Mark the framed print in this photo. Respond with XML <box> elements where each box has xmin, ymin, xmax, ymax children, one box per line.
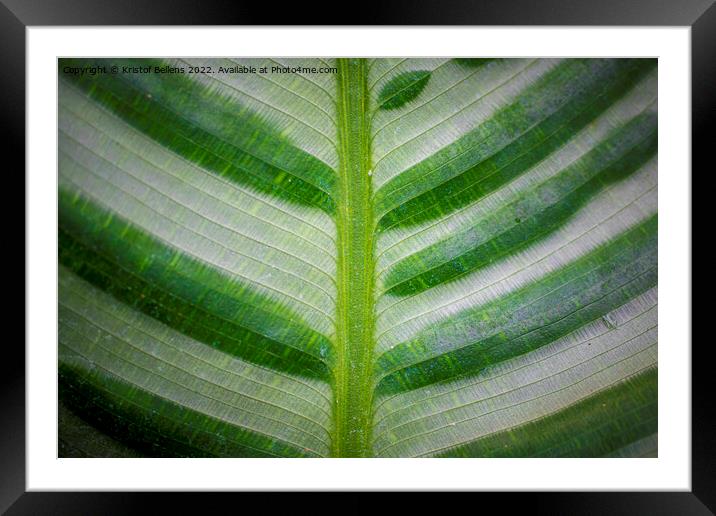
<box><xmin>8</xmin><ymin>0</ymin><xmax>712</xmax><ymax>511</ymax></box>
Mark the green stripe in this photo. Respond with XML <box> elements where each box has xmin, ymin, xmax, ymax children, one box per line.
<box><xmin>60</xmin><ymin>58</ymin><xmax>336</xmax><ymax>213</ymax></box>
<box><xmin>383</xmin><ymin>110</ymin><xmax>657</xmax><ymax>295</ymax></box>
<box><xmin>453</xmin><ymin>58</ymin><xmax>499</xmax><ymax>68</ymax></box>
<box><xmin>435</xmin><ymin>368</ymin><xmax>657</xmax><ymax>457</ymax></box>
<box><xmin>59</xmin><ymin>361</ymin><xmax>316</xmax><ymax>458</ymax></box>
<box><xmin>374</xmin><ymin>59</ymin><xmax>656</xmax><ymax>220</ymax></box>
<box><xmin>59</xmin><ymin>400</ymin><xmax>144</xmax><ymax>458</ymax></box>
<box><xmin>59</xmin><ymin>189</ymin><xmax>333</xmax><ymax>378</ymax></box>
<box><xmin>375</xmin><ymin>216</ymin><xmax>657</xmax><ymax>394</ymax></box>
<box><xmin>377</xmin><ymin>70</ymin><xmax>432</xmax><ymax>110</ymax></box>
<box><xmin>377</xmin><ymin>59</ymin><xmax>654</xmax><ymax>232</ymax></box>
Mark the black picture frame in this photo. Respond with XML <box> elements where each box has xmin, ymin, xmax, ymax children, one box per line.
<box><xmin>6</xmin><ymin>0</ymin><xmax>711</xmax><ymax>512</ymax></box>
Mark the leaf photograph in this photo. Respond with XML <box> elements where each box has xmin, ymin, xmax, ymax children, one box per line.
<box><xmin>57</xmin><ymin>57</ymin><xmax>658</xmax><ymax>458</ymax></box>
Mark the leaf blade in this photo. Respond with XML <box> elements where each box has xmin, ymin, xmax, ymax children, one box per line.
<box><xmin>58</xmin><ymin>57</ymin><xmax>658</xmax><ymax>458</ymax></box>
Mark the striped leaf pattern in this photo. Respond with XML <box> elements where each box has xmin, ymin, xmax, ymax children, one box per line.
<box><xmin>58</xmin><ymin>57</ymin><xmax>657</xmax><ymax>458</ymax></box>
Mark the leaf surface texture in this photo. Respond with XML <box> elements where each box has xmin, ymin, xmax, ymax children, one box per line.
<box><xmin>58</xmin><ymin>57</ymin><xmax>658</xmax><ymax>457</ymax></box>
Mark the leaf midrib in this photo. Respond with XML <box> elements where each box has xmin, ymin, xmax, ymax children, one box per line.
<box><xmin>333</xmin><ymin>58</ymin><xmax>375</xmax><ymax>457</ymax></box>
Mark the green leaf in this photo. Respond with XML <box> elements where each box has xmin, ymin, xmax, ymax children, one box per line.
<box><xmin>58</xmin><ymin>57</ymin><xmax>658</xmax><ymax>457</ymax></box>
